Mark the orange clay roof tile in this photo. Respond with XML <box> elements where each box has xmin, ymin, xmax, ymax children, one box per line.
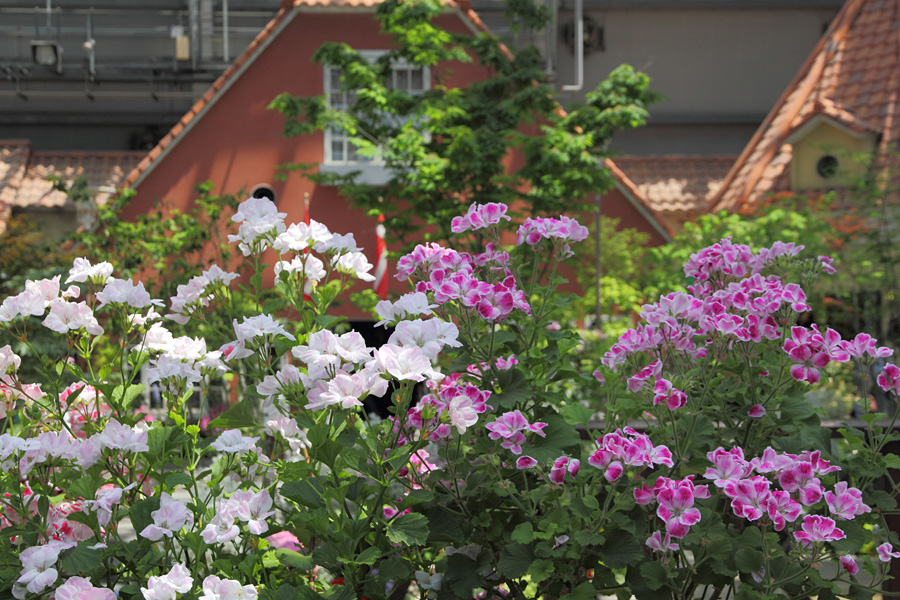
<box><xmin>711</xmin><ymin>0</ymin><xmax>900</xmax><ymax>211</ymax></box>
<box><xmin>0</xmin><ymin>141</ymin><xmax>32</xmax><ymax>233</ymax></box>
<box><xmin>9</xmin><ymin>151</ymin><xmax>144</xmax><ymax>211</ymax></box>
<box><xmin>612</xmin><ymin>156</ymin><xmax>736</xmax><ymax>217</ymax></box>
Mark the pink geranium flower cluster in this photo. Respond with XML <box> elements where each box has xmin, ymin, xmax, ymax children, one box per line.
<box><xmin>623</xmin><ymin>361</ymin><xmax>688</xmax><ymax>411</ymax></box>
<box><xmin>396</xmin><ymin>241</ymin><xmax>529</xmax><ymax>323</ymax></box>
<box><xmin>485</xmin><ymin>410</ymin><xmax>547</xmax><ymax>455</ymax></box>
<box><xmin>395</xmin><ymin>243</ymin><xmax>472</xmax><ymax>283</ymax></box>
<box><xmin>547</xmin><ymin>455</ymin><xmax>580</xmax><ymax>483</ymax></box>
<box><xmin>406</xmin><ymin>374</ymin><xmax>493</xmax><ymax>438</ymax></box>
<box><xmin>166</xmin><ymin>265</ymin><xmax>239</xmax><ymax>325</ymax></box>
<box><xmin>705</xmin><ymin>446</ymin><xmax>870</xmax><ymax>540</ymax></box>
<box><xmin>878</xmin><ymin>363</ymin><xmax>900</xmax><ymax>393</ymax></box>
<box><xmin>587</xmin><ymin>427</ymin><xmax>673</xmax><ymax>482</ymax></box>
<box><xmin>636</xmin><ymin>476</ymin><xmax>708</xmax><ymax>547</ymax></box>
<box><xmin>784</xmin><ymin>326</ymin><xmax>893</xmax><ymax>384</ymax></box>
<box><xmin>450</xmin><ymin>202</ymin><xmax>511</xmax><ymax>234</ymax></box>
<box><xmin>58</xmin><ymin>383</ymin><xmax>112</xmax><ymax>438</ymax></box>
<box><xmin>430</xmin><ymin>271</ymin><xmax>530</xmax><ymax>321</ymax></box>
<box><xmin>683</xmin><ymin>238</ymin><xmax>805</xmax><ymax>292</ymax></box>
<box><xmin>227</xmin><ymin>197</ymin><xmax>287</xmax><ymax>256</ymax></box>
<box><xmin>516</xmin><ymin>216</ymin><xmax>589</xmax><ymax>257</ymax></box>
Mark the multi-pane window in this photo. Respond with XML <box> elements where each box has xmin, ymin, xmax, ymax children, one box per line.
<box><xmin>323</xmin><ymin>53</ymin><xmax>429</xmax><ymax>165</ymax></box>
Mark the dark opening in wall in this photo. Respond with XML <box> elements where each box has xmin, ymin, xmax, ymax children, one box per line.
<box><xmin>250</xmin><ymin>184</ymin><xmax>277</xmax><ymax>203</ymax></box>
<box><xmin>816</xmin><ymin>155</ymin><xmax>839</xmax><ymax>179</ymax></box>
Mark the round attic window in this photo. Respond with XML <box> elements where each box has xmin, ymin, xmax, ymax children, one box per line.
<box><xmin>816</xmin><ymin>155</ymin><xmax>839</xmax><ymax>179</ymax></box>
<box><xmin>250</xmin><ymin>184</ymin><xmax>277</xmax><ymax>203</ymax></box>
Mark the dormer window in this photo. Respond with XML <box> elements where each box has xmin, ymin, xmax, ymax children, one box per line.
<box><xmin>786</xmin><ymin>116</ymin><xmax>875</xmax><ymax>191</ymax></box>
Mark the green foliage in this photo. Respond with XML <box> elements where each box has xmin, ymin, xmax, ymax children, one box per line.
<box><xmin>67</xmin><ymin>180</ymin><xmax>242</xmax><ymax>299</ymax></box>
<box><xmin>270</xmin><ymin>0</ymin><xmax>659</xmax><ymax>252</ymax></box>
<box><xmin>638</xmin><ymin>202</ymin><xmax>839</xmax><ymax>303</ymax></box>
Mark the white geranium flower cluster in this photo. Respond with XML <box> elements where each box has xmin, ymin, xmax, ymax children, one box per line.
<box><xmin>166</xmin><ymin>265</ymin><xmax>239</xmax><ymax>325</ymax></box>
<box><xmin>143</xmin><ymin>323</ymin><xmax>228</xmax><ymax>394</ymax></box>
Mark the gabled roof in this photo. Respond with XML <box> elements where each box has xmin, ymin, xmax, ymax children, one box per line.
<box><xmin>710</xmin><ymin>0</ymin><xmax>899</xmax><ymax>211</ymax></box>
<box><xmin>613</xmin><ymin>155</ymin><xmax>735</xmax><ymax>216</ymax></box>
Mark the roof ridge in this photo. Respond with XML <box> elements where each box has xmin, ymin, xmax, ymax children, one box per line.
<box><xmin>708</xmin><ymin>0</ymin><xmax>868</xmax><ymax>212</ymax></box>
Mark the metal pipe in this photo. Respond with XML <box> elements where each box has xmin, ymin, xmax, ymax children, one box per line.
<box><xmin>189</xmin><ymin>0</ymin><xmax>199</xmax><ymax>71</ymax></box>
<box><xmin>223</xmin><ymin>0</ymin><xmax>230</xmax><ymax>61</ymax></box>
<box><xmin>86</xmin><ymin>9</ymin><xmax>96</xmax><ymax>77</ymax></box>
<box><xmin>561</xmin><ymin>0</ymin><xmax>584</xmax><ymax>92</ymax></box>
<box><xmin>545</xmin><ymin>0</ymin><xmax>557</xmax><ymax>80</ymax></box>
<box><xmin>200</xmin><ymin>0</ymin><xmax>214</xmax><ymax>62</ymax></box>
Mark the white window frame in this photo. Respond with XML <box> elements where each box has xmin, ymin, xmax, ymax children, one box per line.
<box><xmin>323</xmin><ymin>50</ymin><xmax>431</xmax><ymax>167</ymax></box>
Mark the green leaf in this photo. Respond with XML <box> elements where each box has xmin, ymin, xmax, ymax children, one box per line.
<box><xmin>208</xmin><ymin>397</ymin><xmax>258</xmax><ymax>429</ymax></box>
<box><xmin>869</xmin><ymin>489</ymin><xmax>898</xmax><ymax>510</ymax></box>
<box><xmin>572</xmin><ymin>530</ymin><xmax>604</xmax><ymax>547</ymax></box>
<box><xmin>147</xmin><ymin>425</ymin><xmax>191</xmax><ymax>458</ymax></box>
<box><xmin>528</xmin><ymin>558</ymin><xmax>555</xmax><ymax>583</ymax></box>
<box><xmin>527</xmin><ymin>414</ymin><xmax>581</xmax><ymax>463</ymax></box>
<box><xmin>446</xmin><ymin>554</ymin><xmax>482</xmax><ymax>598</ymax></box>
<box><xmin>498</xmin><ymin>543</ymin><xmax>534</xmax><ymax>578</ymax></box>
<box><xmin>511</xmin><ymin>522</ymin><xmax>534</xmax><ymax>543</ymax></box>
<box><xmin>818</xmin><ymin>588</ymin><xmax>838</xmax><ymax>600</ymax></box>
<box><xmin>559</xmin><ymin>582</ymin><xmax>597</xmax><ymax>600</ymax></box>
<box><xmin>60</xmin><ymin>543</ymin><xmax>103</xmax><ymax>574</ymax></box>
<box><xmin>112</xmin><ymin>382</ymin><xmax>146</xmax><ymax>412</ymax></box>
<box><xmin>274</xmin><ymin>548</ymin><xmax>316</xmax><ymax>570</ymax></box>
<box><xmin>67</xmin><ymin>473</ymin><xmax>103</xmax><ymax>501</ymax></box>
<box><xmin>353</xmin><ymin>546</ymin><xmax>381</xmax><ymax>565</ymax></box>
<box><xmin>165</xmin><ymin>472</ymin><xmax>193</xmax><ymax>491</ymax></box>
<box><xmin>275</xmin><ymin>584</ymin><xmax>323</xmax><ymax>600</ymax></box>
<box><xmin>581</xmin><ymin>495</ymin><xmax>599</xmax><ymax>511</ymax></box>
<box><xmin>377</xmin><ymin>558</ymin><xmax>411</xmax><ymax>581</ymax></box>
<box><xmin>281</xmin><ymin>480</ymin><xmax>326</xmax><ymax>509</ymax></box>
<box><xmin>386</xmin><ymin>512</ymin><xmax>429</xmax><ymax>546</ymax></box>
<box><xmin>129</xmin><ymin>496</ymin><xmax>161</xmax><ymax>536</ymax></box>
<box><xmin>559</xmin><ymin>403</ymin><xmax>595</xmax><ymax>426</ymax></box>
<box><xmin>734</xmin><ymin>547</ymin><xmax>764</xmax><ymax>574</ymax></box>
<box><xmin>493</xmin><ymin>369</ymin><xmax>531</xmax><ymax>408</ymax></box>
<box><xmin>311</xmin><ymin>439</ymin><xmax>343</xmax><ymax>470</ymax></box>
<box><xmin>600</xmin><ymin>534</ymin><xmax>643</xmax><ymax>569</ymax></box>
<box><xmin>640</xmin><ymin>561</ymin><xmax>669</xmax><ymax>591</ymax></box>
<box><xmin>861</xmin><ymin>412</ymin><xmax>887</xmax><ymax>425</ymax></box>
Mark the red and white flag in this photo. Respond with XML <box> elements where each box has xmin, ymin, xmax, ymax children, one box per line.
<box><xmin>374</xmin><ymin>214</ymin><xmax>388</xmax><ymax>300</ymax></box>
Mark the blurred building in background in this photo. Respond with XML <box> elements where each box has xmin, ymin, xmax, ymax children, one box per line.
<box><xmin>0</xmin><ymin>0</ymin><xmax>843</xmax><ymax>235</ymax></box>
